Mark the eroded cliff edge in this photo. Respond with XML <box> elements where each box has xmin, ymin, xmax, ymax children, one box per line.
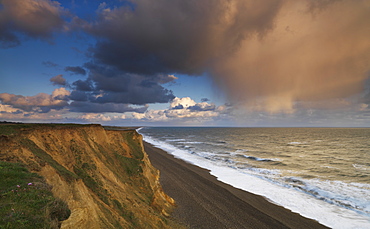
<box><xmin>0</xmin><ymin>123</ymin><xmax>179</xmax><ymax>228</ymax></box>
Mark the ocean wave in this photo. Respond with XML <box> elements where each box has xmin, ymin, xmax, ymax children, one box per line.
<box><xmin>236</xmin><ymin>154</ymin><xmax>275</xmax><ymax>162</ymax></box>
<box><xmin>353</xmin><ymin>164</ymin><xmax>370</xmax><ymax>171</ymax></box>
<box><xmin>248</xmin><ymin>167</ymin><xmax>281</xmax><ymax>176</ymax></box>
<box><xmin>140</xmin><ymin>128</ymin><xmax>370</xmax><ymax>228</ymax></box>
<box><xmin>139</xmin><ymin>128</ymin><xmax>370</xmax><ymax>228</ymax></box>
<box><xmin>232</xmin><ymin>149</ymin><xmax>250</xmax><ymax>154</ymax></box>
<box><xmin>287</xmin><ymin>141</ymin><xmax>309</xmax><ymax>145</ymax></box>
<box><xmin>204</xmin><ymin>141</ymin><xmax>228</xmax><ymax>146</ymax></box>
<box><xmin>177</xmin><ymin>141</ymin><xmax>203</xmax><ymax>144</ymax></box>
<box><xmin>284</xmin><ymin>178</ymin><xmax>370</xmax><ymax>217</ymax></box>
<box><xmin>216</xmin><ymin>141</ymin><xmax>227</xmax><ymax>144</ymax></box>
<box><xmin>165</xmin><ymin>138</ymin><xmax>187</xmax><ymax>142</ymax></box>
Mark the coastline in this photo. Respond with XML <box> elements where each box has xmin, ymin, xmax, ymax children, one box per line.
<box><xmin>143</xmin><ymin>141</ymin><xmax>329</xmax><ymax>229</ymax></box>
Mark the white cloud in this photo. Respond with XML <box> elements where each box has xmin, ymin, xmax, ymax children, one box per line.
<box><xmin>132</xmin><ymin>97</ymin><xmax>229</xmax><ymax>124</ymax></box>
<box><xmin>132</xmin><ymin>112</ymin><xmax>146</xmax><ymax>120</ymax></box>
<box><xmin>170</xmin><ymin>97</ymin><xmax>196</xmax><ymax>109</ymax></box>
<box><xmin>79</xmin><ymin>113</ymin><xmax>109</xmax><ymax>121</ymax></box>
<box><xmin>76</xmin><ymin>113</ymin><xmax>128</xmax><ymax>123</ymax></box>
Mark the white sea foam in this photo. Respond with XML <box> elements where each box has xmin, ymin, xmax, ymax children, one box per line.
<box><xmin>303</xmin><ymin>179</ymin><xmax>370</xmax><ymax>215</ymax></box>
<box><xmin>177</xmin><ymin>141</ymin><xmax>203</xmax><ymax>144</ymax></box>
<box><xmin>165</xmin><ymin>138</ymin><xmax>187</xmax><ymax>142</ymax></box>
<box><xmin>141</xmin><ymin>133</ymin><xmax>370</xmax><ymax>229</ymax></box>
<box><xmin>233</xmin><ymin>149</ymin><xmax>249</xmax><ymax>154</ymax></box>
<box><xmin>353</xmin><ymin>164</ymin><xmax>370</xmax><ymax>171</ymax></box>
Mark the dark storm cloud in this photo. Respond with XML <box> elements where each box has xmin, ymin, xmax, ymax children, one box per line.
<box><xmin>92</xmin><ymin>87</ymin><xmax>174</xmax><ymax>105</ymax></box>
<box><xmin>2</xmin><ymin>59</ymin><xmax>176</xmax><ymax>114</ymax></box>
<box><xmin>69</xmin><ymin>90</ymin><xmax>88</xmax><ymax>102</ymax></box>
<box><xmin>68</xmin><ymin>63</ymin><xmax>176</xmax><ymax>108</ymax></box>
<box><xmin>50</xmin><ymin>74</ymin><xmax>67</xmax><ymax>86</ymax></box>
<box><xmin>64</xmin><ymin>66</ymin><xmax>86</xmax><ymax>75</ymax></box>
<box><xmin>70</xmin><ymin>77</ymin><xmax>175</xmax><ymax>105</ymax></box>
<box><xmin>0</xmin><ymin>0</ymin><xmax>65</xmax><ymax>48</ymax></box>
<box><xmin>72</xmin><ymin>80</ymin><xmax>93</xmax><ymax>92</ymax></box>
<box><xmin>91</xmin><ymin>41</ymin><xmax>170</xmax><ymax>75</ymax></box>
<box><xmin>87</xmin><ymin>0</ymin><xmax>283</xmax><ymax>75</ymax></box>
<box><xmin>69</xmin><ymin>101</ymin><xmax>148</xmax><ymax>113</ymax></box>
<box><xmin>82</xmin><ymin>0</ymin><xmax>370</xmax><ymax>114</ymax></box>
<box><xmin>85</xmin><ymin>63</ymin><xmax>130</xmax><ymax>93</ymax></box>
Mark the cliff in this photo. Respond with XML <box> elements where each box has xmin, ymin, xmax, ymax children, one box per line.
<box><xmin>0</xmin><ymin>123</ymin><xmax>179</xmax><ymax>228</ymax></box>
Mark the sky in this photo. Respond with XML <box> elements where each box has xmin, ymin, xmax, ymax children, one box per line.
<box><xmin>0</xmin><ymin>0</ymin><xmax>370</xmax><ymax>127</ymax></box>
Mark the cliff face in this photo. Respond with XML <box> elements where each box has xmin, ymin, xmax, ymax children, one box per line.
<box><xmin>0</xmin><ymin>124</ymin><xmax>177</xmax><ymax>228</ymax></box>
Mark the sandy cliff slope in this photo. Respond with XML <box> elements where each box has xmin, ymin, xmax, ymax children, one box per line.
<box><xmin>0</xmin><ymin>124</ymin><xmax>179</xmax><ymax>229</ymax></box>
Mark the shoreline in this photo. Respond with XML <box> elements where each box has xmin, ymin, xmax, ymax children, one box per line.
<box><xmin>143</xmin><ymin>141</ymin><xmax>329</xmax><ymax>229</ymax></box>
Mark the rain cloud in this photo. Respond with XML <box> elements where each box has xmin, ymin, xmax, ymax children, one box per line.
<box><xmin>83</xmin><ymin>0</ymin><xmax>370</xmax><ymax>113</ymax></box>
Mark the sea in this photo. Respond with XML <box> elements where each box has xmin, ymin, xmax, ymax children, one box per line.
<box><xmin>138</xmin><ymin>127</ymin><xmax>370</xmax><ymax>229</ymax></box>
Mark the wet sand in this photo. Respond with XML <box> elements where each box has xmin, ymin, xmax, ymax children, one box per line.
<box><xmin>144</xmin><ymin>142</ymin><xmax>329</xmax><ymax>229</ymax></box>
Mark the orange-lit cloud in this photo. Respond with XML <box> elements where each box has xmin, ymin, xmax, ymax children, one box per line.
<box><xmin>0</xmin><ymin>88</ymin><xmax>70</xmax><ymax>112</ymax></box>
<box><xmin>0</xmin><ymin>0</ymin><xmax>65</xmax><ymax>47</ymax></box>
<box><xmin>83</xmin><ymin>0</ymin><xmax>369</xmax><ymax>114</ymax></box>
<box><xmin>211</xmin><ymin>0</ymin><xmax>370</xmax><ymax>113</ymax></box>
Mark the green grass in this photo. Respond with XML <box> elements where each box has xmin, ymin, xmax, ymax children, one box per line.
<box><xmin>0</xmin><ymin>161</ymin><xmax>70</xmax><ymax>229</ymax></box>
<box><xmin>0</xmin><ymin>123</ymin><xmax>101</xmax><ymax>136</ymax></box>
<box><xmin>0</xmin><ymin>124</ymin><xmax>176</xmax><ymax>228</ymax></box>
<box><xmin>115</xmin><ymin>153</ymin><xmax>143</xmax><ymax>176</ymax></box>
<box><xmin>73</xmin><ymin>166</ymin><xmax>110</xmax><ymax>205</ymax></box>
<box><xmin>110</xmin><ymin>199</ymin><xmax>138</xmax><ymax>229</ymax></box>
<box><xmin>114</xmin><ymin>153</ymin><xmax>154</xmax><ymax>205</ymax></box>
<box><xmin>70</xmin><ymin>140</ymin><xmax>84</xmax><ymax>165</ymax></box>
<box><xmin>122</xmin><ymin>132</ymin><xmax>144</xmax><ymax>160</ymax></box>
<box><xmin>0</xmin><ymin>124</ymin><xmax>30</xmax><ymax>136</ymax></box>
<box><xmin>20</xmin><ymin>139</ymin><xmax>78</xmax><ymax>182</ymax></box>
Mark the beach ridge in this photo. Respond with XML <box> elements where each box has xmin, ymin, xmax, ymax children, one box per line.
<box><xmin>144</xmin><ymin>141</ymin><xmax>329</xmax><ymax>229</ymax></box>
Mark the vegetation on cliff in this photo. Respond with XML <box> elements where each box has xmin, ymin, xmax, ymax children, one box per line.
<box><xmin>0</xmin><ymin>161</ymin><xmax>70</xmax><ymax>229</ymax></box>
<box><xmin>0</xmin><ymin>123</ymin><xmax>180</xmax><ymax>228</ymax></box>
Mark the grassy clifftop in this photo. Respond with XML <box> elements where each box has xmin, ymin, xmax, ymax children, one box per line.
<box><xmin>0</xmin><ymin>161</ymin><xmax>70</xmax><ymax>228</ymax></box>
<box><xmin>0</xmin><ymin>123</ymin><xmax>181</xmax><ymax>229</ymax></box>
